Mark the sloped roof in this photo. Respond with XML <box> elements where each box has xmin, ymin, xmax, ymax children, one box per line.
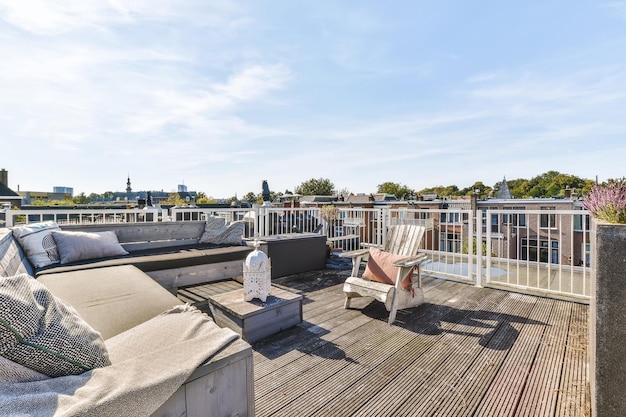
<box><xmin>497</xmin><ymin>177</ymin><xmax>513</xmax><ymax>199</ymax></box>
<box><xmin>298</xmin><ymin>195</ymin><xmax>336</xmax><ymax>203</ymax></box>
<box><xmin>0</xmin><ymin>182</ymin><xmax>19</xmax><ymax>197</ymax></box>
<box><xmin>345</xmin><ymin>193</ymin><xmax>397</xmax><ymax>204</ymax></box>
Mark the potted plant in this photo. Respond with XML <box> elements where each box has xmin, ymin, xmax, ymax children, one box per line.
<box><xmin>583</xmin><ymin>179</ymin><xmax>626</xmax><ymax>417</ymax></box>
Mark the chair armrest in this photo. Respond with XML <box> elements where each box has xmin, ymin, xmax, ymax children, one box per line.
<box><xmin>360</xmin><ymin>242</ymin><xmax>382</xmax><ymax>249</ymax></box>
<box><xmin>392</xmin><ymin>253</ymin><xmax>428</xmax><ymax>268</ymax></box>
<box><xmin>339</xmin><ymin>248</ymin><xmax>370</xmax><ymax>259</ymax></box>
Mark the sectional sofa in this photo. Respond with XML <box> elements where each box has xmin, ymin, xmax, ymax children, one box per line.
<box><xmin>0</xmin><ymin>219</ymin><xmax>255</xmax><ymax>416</ymax></box>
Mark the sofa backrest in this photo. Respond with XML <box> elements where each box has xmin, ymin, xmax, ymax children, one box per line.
<box><xmin>60</xmin><ymin>221</ymin><xmax>207</xmax><ymax>252</ymax></box>
<box><xmin>1</xmin><ymin>222</ymin><xmax>208</xmax><ymax>275</ymax></box>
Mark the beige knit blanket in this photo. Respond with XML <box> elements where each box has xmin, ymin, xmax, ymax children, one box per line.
<box><xmin>0</xmin><ymin>305</ymin><xmax>239</xmax><ymax>417</ymax></box>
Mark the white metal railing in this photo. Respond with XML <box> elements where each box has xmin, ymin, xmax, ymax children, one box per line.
<box><xmin>4</xmin><ymin>208</ymin><xmax>160</xmax><ymax>227</ymax></box>
<box><xmin>168</xmin><ymin>207</ymin><xmax>258</xmax><ymax>238</ymax></box>
<box><xmin>482</xmin><ymin>209</ymin><xmax>591</xmax><ymax>302</ymax></box>
<box><xmin>4</xmin><ymin>205</ymin><xmax>591</xmax><ymax>303</ymax></box>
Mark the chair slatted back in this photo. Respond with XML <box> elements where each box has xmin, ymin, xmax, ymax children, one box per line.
<box><xmin>382</xmin><ymin>225</ymin><xmax>426</xmax><ymax>257</ymax></box>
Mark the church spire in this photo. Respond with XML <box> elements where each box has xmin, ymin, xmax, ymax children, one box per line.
<box><xmin>497</xmin><ymin>176</ymin><xmax>512</xmax><ymax>199</ymax></box>
<box><xmin>126</xmin><ymin>174</ymin><xmax>132</xmax><ymax>193</ymax></box>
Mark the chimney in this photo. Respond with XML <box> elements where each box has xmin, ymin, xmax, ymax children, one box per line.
<box><xmin>0</xmin><ymin>169</ymin><xmax>7</xmax><ymax>187</ymax></box>
<box><xmin>564</xmin><ymin>186</ymin><xmax>571</xmax><ymax>199</ymax></box>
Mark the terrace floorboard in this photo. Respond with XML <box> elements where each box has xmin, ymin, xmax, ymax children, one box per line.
<box><xmin>178</xmin><ymin>269</ymin><xmax>590</xmax><ymax>417</ymax></box>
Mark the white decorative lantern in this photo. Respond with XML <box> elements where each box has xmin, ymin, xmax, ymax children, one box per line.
<box><xmin>243</xmin><ymin>240</ymin><xmax>271</xmax><ymax>302</ymax></box>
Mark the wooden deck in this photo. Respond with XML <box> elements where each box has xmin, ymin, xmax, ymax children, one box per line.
<box><xmin>178</xmin><ymin>269</ymin><xmax>590</xmax><ymax>417</ymax></box>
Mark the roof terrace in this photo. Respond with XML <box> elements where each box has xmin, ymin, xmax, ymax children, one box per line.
<box><xmin>2</xmin><ymin>205</ymin><xmax>592</xmax><ymax>415</ymax></box>
<box><xmin>180</xmin><ymin>269</ymin><xmax>589</xmax><ymax>417</ymax></box>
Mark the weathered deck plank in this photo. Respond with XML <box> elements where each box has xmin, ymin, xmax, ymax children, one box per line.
<box><xmin>555</xmin><ymin>303</ymin><xmax>589</xmax><ymax>417</ymax></box>
<box><xmin>178</xmin><ymin>268</ymin><xmax>590</xmax><ymax>417</ymax></box>
<box><xmin>433</xmin><ymin>292</ymin><xmax>543</xmax><ymax>417</ymax></box>
<box><xmin>515</xmin><ymin>300</ymin><xmax>572</xmax><ymax>417</ymax></box>
<box><xmin>472</xmin><ymin>296</ymin><xmax>555</xmax><ymax>417</ymax></box>
<box><xmin>405</xmin><ymin>291</ymin><xmax>543</xmax><ymax>417</ymax></box>
<box><xmin>350</xmin><ymin>288</ymin><xmax>509</xmax><ymax>417</ymax></box>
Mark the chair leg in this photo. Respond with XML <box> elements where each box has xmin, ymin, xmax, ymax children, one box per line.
<box><xmin>387</xmin><ymin>288</ymin><xmax>399</xmax><ymax>325</ymax></box>
<box><xmin>344</xmin><ymin>295</ymin><xmax>352</xmax><ymax>309</ymax></box>
<box><xmin>388</xmin><ymin>305</ymin><xmax>398</xmax><ymax>325</ymax></box>
<box><xmin>416</xmin><ymin>265</ymin><xmax>422</xmax><ymax>288</ymax></box>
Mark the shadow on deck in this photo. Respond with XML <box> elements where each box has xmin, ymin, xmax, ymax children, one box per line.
<box><xmin>179</xmin><ymin>268</ymin><xmax>590</xmax><ymax>417</ymax></box>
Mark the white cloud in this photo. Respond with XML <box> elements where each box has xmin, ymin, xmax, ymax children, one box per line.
<box><xmin>214</xmin><ymin>64</ymin><xmax>292</xmax><ymax>101</ymax></box>
<box><xmin>0</xmin><ymin>0</ymin><xmax>130</xmax><ymax>35</ymax></box>
<box><xmin>0</xmin><ymin>0</ymin><xmax>247</xmax><ymax>35</ymax></box>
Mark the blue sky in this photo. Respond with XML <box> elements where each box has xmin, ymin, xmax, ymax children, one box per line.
<box><xmin>1</xmin><ymin>1</ymin><xmax>625</xmax><ymax>199</ymax></box>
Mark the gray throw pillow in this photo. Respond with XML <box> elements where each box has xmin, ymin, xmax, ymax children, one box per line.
<box><xmin>11</xmin><ymin>221</ymin><xmax>61</xmax><ymax>268</ymax></box>
<box><xmin>199</xmin><ymin>217</ymin><xmax>244</xmax><ymax>245</ymax></box>
<box><xmin>0</xmin><ymin>273</ymin><xmax>111</xmax><ymax>377</ymax></box>
<box><xmin>198</xmin><ymin>216</ymin><xmax>227</xmax><ymax>243</ymax></box>
<box><xmin>213</xmin><ymin>221</ymin><xmax>245</xmax><ymax>245</ymax></box>
<box><xmin>51</xmin><ymin>230</ymin><xmax>129</xmax><ymax>264</ymax></box>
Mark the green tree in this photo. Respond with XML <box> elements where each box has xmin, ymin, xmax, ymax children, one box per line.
<box><xmin>295</xmin><ymin>178</ymin><xmax>335</xmax><ymax>196</ymax></box>
<box><xmin>462</xmin><ymin>238</ymin><xmax>495</xmax><ymax>256</ymax></box>
<box><xmin>580</xmin><ymin>179</ymin><xmax>595</xmax><ymax>195</ymax></box>
<box><xmin>336</xmin><ymin>187</ymin><xmax>352</xmax><ymax>198</ymax></box>
<box><xmin>196</xmin><ymin>195</ymin><xmax>215</xmax><ymax>204</ymax></box>
<box><xmin>525</xmin><ymin>171</ymin><xmax>588</xmax><ymax>198</ymax></box>
<box><xmin>506</xmin><ymin>178</ymin><xmax>531</xmax><ymax>198</ymax></box>
<box><xmin>377</xmin><ymin>182</ymin><xmax>415</xmax><ymax>199</ymax></box>
<box><xmin>433</xmin><ymin>185</ymin><xmax>459</xmax><ymax>197</ymax></box>
<box><xmin>165</xmin><ymin>193</ymin><xmax>185</xmax><ymax>206</ymax></box>
<box><xmin>243</xmin><ymin>192</ymin><xmax>260</xmax><ymax>204</ymax></box>
<box><xmin>460</xmin><ymin>182</ymin><xmax>491</xmax><ymax>199</ymax></box>
<box><xmin>72</xmin><ymin>193</ymin><xmax>90</xmax><ymax>204</ymax></box>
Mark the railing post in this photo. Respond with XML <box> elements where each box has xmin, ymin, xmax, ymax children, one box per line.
<box><xmin>474</xmin><ymin>213</ymin><xmax>482</xmax><ymax>287</ymax></box>
<box><xmin>263</xmin><ymin>206</ymin><xmax>271</xmax><ymax>238</ymax></box>
<box><xmin>380</xmin><ymin>208</ymin><xmax>388</xmax><ymax>247</ymax></box>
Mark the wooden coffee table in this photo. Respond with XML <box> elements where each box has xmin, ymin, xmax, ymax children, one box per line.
<box><xmin>207</xmin><ymin>286</ymin><xmax>303</xmax><ymax>343</ymax></box>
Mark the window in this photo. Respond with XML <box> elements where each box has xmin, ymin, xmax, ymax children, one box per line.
<box><xmin>511</xmin><ymin>206</ymin><xmax>526</xmax><ymax>227</ymax></box>
<box><xmin>540</xmin><ymin>206</ymin><xmax>556</xmax><ymax>229</ymax></box>
<box><xmin>491</xmin><ymin>213</ymin><xmax>499</xmax><ymax>233</ymax></box>
<box><xmin>440</xmin><ymin>232</ymin><xmax>462</xmax><ymax>253</ymax></box>
<box><xmin>502</xmin><ymin>207</ymin><xmax>513</xmax><ymax>224</ymax></box>
<box><xmin>481</xmin><ymin>207</ymin><xmax>498</xmax><ymax>233</ymax></box>
<box><xmin>522</xmin><ymin>238</ymin><xmax>559</xmax><ymax>264</ymax></box>
<box><xmin>584</xmin><ymin>243</ymin><xmax>591</xmax><ymax>267</ymax></box>
<box><xmin>574</xmin><ymin>212</ymin><xmax>590</xmax><ymax>232</ymax></box>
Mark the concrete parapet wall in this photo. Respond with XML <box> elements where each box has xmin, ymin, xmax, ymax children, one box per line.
<box><xmin>591</xmin><ymin>220</ymin><xmax>626</xmax><ymax>416</ymax></box>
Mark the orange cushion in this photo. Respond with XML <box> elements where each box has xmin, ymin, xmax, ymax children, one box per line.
<box><xmin>362</xmin><ymin>247</ymin><xmax>414</xmax><ymax>293</ymax></box>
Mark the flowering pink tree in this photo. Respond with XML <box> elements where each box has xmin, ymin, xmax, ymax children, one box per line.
<box><xmin>583</xmin><ymin>179</ymin><xmax>626</xmax><ymax>224</ymax></box>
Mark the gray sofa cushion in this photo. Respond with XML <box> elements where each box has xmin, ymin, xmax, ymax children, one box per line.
<box><xmin>37</xmin><ymin>265</ymin><xmax>182</xmax><ymax>340</ymax></box>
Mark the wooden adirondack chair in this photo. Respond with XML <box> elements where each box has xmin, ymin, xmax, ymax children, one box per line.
<box><xmin>340</xmin><ymin>224</ymin><xmax>428</xmax><ymax>324</ymax></box>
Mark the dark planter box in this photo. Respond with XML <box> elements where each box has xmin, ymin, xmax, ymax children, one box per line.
<box><xmin>246</xmin><ymin>233</ymin><xmax>327</xmax><ymax>278</ymax></box>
